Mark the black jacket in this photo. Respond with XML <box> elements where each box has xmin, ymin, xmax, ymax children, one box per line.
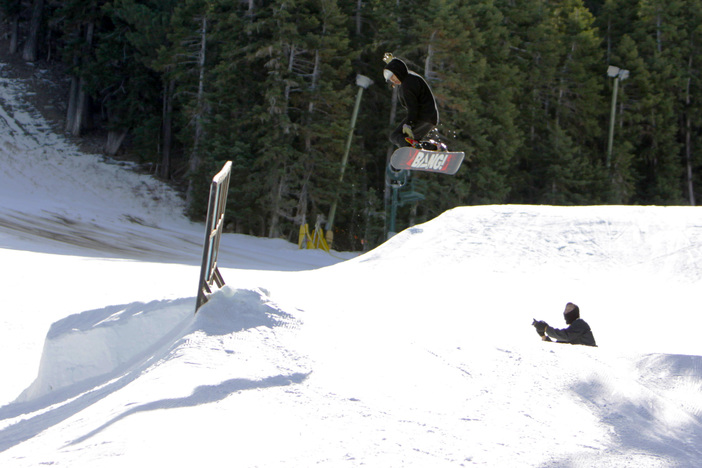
<box><xmin>545</xmin><ymin>318</ymin><xmax>597</xmax><ymax>347</ymax></box>
<box><xmin>384</xmin><ymin>58</ymin><xmax>439</xmax><ymax>127</ymax></box>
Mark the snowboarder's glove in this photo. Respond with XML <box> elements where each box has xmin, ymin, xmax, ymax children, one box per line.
<box><xmin>402</xmin><ymin>124</ymin><xmax>414</xmax><ymax>139</ymax></box>
<box><xmin>532</xmin><ymin>319</ymin><xmax>548</xmax><ymax>336</ymax></box>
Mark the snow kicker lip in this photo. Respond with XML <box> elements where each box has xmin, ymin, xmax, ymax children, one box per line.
<box><xmin>12</xmin><ymin>288</ymin><xmax>297</xmax><ymax>406</ymax></box>
<box><xmin>14</xmin><ymin>298</ymin><xmax>195</xmax><ymax>405</ymax></box>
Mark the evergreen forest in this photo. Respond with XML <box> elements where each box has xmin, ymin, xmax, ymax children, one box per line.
<box><xmin>2</xmin><ymin>0</ymin><xmax>701</xmax><ymax>250</ymax></box>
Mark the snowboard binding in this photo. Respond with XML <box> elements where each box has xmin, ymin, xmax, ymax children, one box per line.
<box><xmin>404</xmin><ymin>127</ymin><xmax>448</xmax><ymax>152</ymax></box>
<box><xmin>405</xmin><ymin>137</ymin><xmax>448</xmax><ymax>152</ymax></box>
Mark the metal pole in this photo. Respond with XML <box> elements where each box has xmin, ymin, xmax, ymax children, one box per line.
<box><xmin>326</xmin><ymin>86</ymin><xmax>364</xmax><ymax>238</ymax></box>
<box><xmin>326</xmin><ymin>75</ymin><xmax>372</xmax><ymax>247</ymax></box>
<box><xmin>389</xmin><ymin>185</ymin><xmax>398</xmax><ymax>236</ymax></box>
<box><xmin>606</xmin><ymin>75</ymin><xmax>620</xmax><ymax>169</ymax></box>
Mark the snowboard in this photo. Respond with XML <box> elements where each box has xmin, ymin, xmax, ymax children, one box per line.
<box><xmin>390</xmin><ymin>146</ymin><xmax>465</xmax><ymax>175</ymax></box>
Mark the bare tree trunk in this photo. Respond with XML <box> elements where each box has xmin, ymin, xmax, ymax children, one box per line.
<box><xmin>67</xmin><ymin>22</ymin><xmax>95</xmax><ymax>136</ymax></box>
<box><xmin>22</xmin><ymin>0</ymin><xmax>44</xmax><ymax>62</ymax></box>
<box><xmin>268</xmin><ymin>174</ymin><xmax>286</xmax><ymax>238</ymax></box>
<box><xmin>283</xmin><ymin>44</ymin><xmax>295</xmax><ymax>120</ymax></box>
<box><xmin>9</xmin><ymin>16</ymin><xmax>19</xmax><ymax>54</ymax></box>
<box><xmin>295</xmin><ymin>169</ymin><xmax>311</xmax><ymax>226</ymax></box>
<box><xmin>105</xmin><ymin>130</ymin><xmax>128</xmax><ymax>155</ymax></box>
<box><xmin>193</xmin><ymin>16</ymin><xmax>207</xmax><ymax>162</ymax></box>
<box><xmin>311</xmin><ymin>49</ymin><xmax>320</xmax><ymax>89</ymax></box>
<box><xmin>160</xmin><ymin>79</ymin><xmax>175</xmax><ymax>179</ymax></box>
<box><xmin>356</xmin><ymin>0</ymin><xmax>362</xmax><ymax>35</ymax></box>
<box><xmin>685</xmin><ymin>52</ymin><xmax>696</xmax><ymax>206</ymax></box>
<box><xmin>656</xmin><ymin>13</ymin><xmax>662</xmax><ymax>53</ymax></box>
<box><xmin>605</xmin><ymin>18</ymin><xmax>612</xmax><ymax>63</ymax></box>
<box><xmin>72</xmin><ymin>76</ymin><xmax>89</xmax><ymax>136</ymax></box>
<box><xmin>105</xmin><ymin>102</ymin><xmax>127</xmax><ymax>154</ymax></box>
<box><xmin>186</xmin><ymin>16</ymin><xmax>208</xmax><ymax>205</ymax></box>
<box><xmin>425</xmin><ymin>32</ymin><xmax>437</xmax><ymax>80</ymax></box>
<box><xmin>65</xmin><ymin>72</ymin><xmax>79</xmax><ymax>132</ymax></box>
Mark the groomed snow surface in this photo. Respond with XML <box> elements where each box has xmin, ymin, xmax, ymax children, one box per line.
<box><xmin>1</xmin><ymin>62</ymin><xmax>702</xmax><ymax>467</ymax></box>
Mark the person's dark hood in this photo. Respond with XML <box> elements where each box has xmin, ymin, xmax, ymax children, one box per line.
<box><xmin>384</xmin><ymin>58</ymin><xmax>409</xmax><ymax>82</ymax></box>
<box><xmin>564</xmin><ymin>302</ymin><xmax>580</xmax><ymax>325</ymax></box>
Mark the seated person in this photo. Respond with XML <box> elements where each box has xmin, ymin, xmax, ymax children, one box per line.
<box><xmin>533</xmin><ymin>302</ymin><xmax>597</xmax><ymax>347</ymax></box>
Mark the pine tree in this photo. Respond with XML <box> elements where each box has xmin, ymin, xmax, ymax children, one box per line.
<box><xmin>256</xmin><ymin>0</ymin><xmax>353</xmax><ymax>240</ymax></box>
<box><xmin>74</xmin><ymin>0</ymin><xmax>174</xmax><ymax>156</ymax></box>
<box><xmin>106</xmin><ymin>0</ymin><xmax>179</xmax><ymax>176</ymax></box>
<box><xmin>596</xmin><ymin>0</ymin><xmax>639</xmax><ymax>62</ymax></box>
<box><xmin>159</xmin><ymin>0</ymin><xmax>218</xmax><ymax>210</ymax></box>
<box><xmin>505</xmin><ymin>0</ymin><xmax>606</xmax><ymax>204</ymax></box>
<box><xmin>12</xmin><ymin>0</ymin><xmax>702</xmax><ymax>246</ymax></box>
<box><xmin>631</xmin><ymin>0</ymin><xmax>686</xmax><ymax>203</ymax></box>
<box><xmin>58</xmin><ymin>0</ymin><xmax>105</xmax><ymax>136</ymax></box>
<box><xmin>412</xmin><ymin>0</ymin><xmax>519</xmax><ymax>207</ymax></box>
<box><xmin>198</xmin><ymin>0</ymin><xmax>354</xmax><ymax>241</ymax></box>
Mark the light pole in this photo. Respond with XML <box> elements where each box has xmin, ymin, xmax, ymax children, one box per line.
<box><xmin>606</xmin><ymin>65</ymin><xmax>630</xmax><ymax>168</ymax></box>
<box><xmin>326</xmin><ymin>74</ymin><xmax>373</xmax><ymax>247</ymax></box>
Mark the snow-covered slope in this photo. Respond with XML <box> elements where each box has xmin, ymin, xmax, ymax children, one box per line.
<box><xmin>1</xmin><ymin>61</ymin><xmax>702</xmax><ymax>467</ymax></box>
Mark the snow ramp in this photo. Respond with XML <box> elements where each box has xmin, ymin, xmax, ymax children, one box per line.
<box><xmin>14</xmin><ymin>287</ymin><xmax>297</xmax><ymax>406</ymax></box>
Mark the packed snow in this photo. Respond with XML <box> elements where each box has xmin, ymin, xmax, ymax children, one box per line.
<box><xmin>1</xmin><ymin>61</ymin><xmax>702</xmax><ymax>467</ymax></box>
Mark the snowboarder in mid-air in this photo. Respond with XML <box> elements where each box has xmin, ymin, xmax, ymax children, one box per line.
<box><xmin>383</xmin><ymin>53</ymin><xmax>439</xmax><ymax>148</ymax></box>
<box><xmin>532</xmin><ymin>302</ymin><xmax>597</xmax><ymax>347</ymax></box>
<box><xmin>383</xmin><ymin>53</ymin><xmax>465</xmax><ymax>175</ymax></box>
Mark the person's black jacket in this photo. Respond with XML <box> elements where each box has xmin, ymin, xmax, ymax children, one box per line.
<box><xmin>545</xmin><ymin>318</ymin><xmax>597</xmax><ymax>347</ymax></box>
<box><xmin>384</xmin><ymin>58</ymin><xmax>438</xmax><ymax>127</ymax></box>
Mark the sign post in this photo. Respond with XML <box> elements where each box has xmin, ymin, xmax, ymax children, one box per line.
<box><xmin>195</xmin><ymin>161</ymin><xmax>232</xmax><ymax>313</ymax></box>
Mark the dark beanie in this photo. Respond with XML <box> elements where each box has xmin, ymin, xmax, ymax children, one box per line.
<box><xmin>564</xmin><ymin>302</ymin><xmax>580</xmax><ymax>325</ymax></box>
<box><xmin>384</xmin><ymin>58</ymin><xmax>409</xmax><ymax>82</ymax></box>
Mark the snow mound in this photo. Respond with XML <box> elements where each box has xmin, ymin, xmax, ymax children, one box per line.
<box><xmin>16</xmin><ymin>299</ymin><xmax>193</xmax><ymax>403</ymax></box>
<box><xmin>317</xmin><ymin>204</ymin><xmax>702</xmax><ymax>357</ymax></box>
<box><xmin>15</xmin><ymin>287</ymin><xmax>293</xmax><ymax>404</ymax></box>
<box><xmin>357</xmin><ymin>205</ymin><xmax>702</xmax><ymax>281</ymax></box>
<box><xmin>3</xmin><ymin>202</ymin><xmax>702</xmax><ymax>466</ymax></box>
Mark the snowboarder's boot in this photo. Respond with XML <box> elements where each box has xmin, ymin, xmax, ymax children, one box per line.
<box><xmin>420</xmin><ymin>139</ymin><xmax>448</xmax><ymax>151</ymax></box>
<box><xmin>405</xmin><ymin>137</ymin><xmax>448</xmax><ymax>152</ymax></box>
